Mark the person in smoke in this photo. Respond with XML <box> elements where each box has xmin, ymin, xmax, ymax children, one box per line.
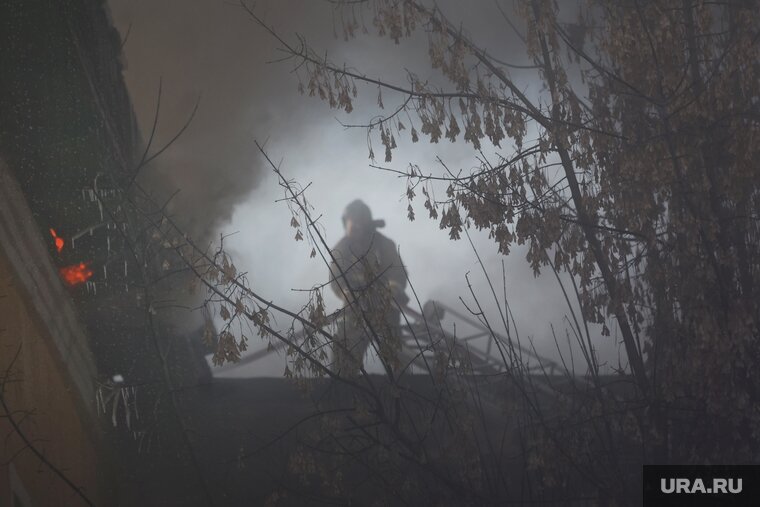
<box><xmin>329</xmin><ymin>199</ymin><xmax>409</xmax><ymax>377</ymax></box>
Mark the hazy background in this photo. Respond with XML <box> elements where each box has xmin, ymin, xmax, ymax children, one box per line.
<box><xmin>108</xmin><ymin>0</ymin><xmax>623</xmax><ymax>377</ymax></box>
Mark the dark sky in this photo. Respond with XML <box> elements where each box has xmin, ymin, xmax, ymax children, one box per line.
<box><xmin>108</xmin><ymin>0</ymin><xmax>623</xmax><ymax>376</ymax></box>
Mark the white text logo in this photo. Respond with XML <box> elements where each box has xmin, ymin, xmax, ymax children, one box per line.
<box><xmin>660</xmin><ymin>478</ymin><xmax>742</xmax><ymax>494</ymax></box>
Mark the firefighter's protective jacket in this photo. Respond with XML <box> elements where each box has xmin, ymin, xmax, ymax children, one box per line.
<box><xmin>328</xmin><ymin>230</ymin><xmax>407</xmax><ymax>310</ymax></box>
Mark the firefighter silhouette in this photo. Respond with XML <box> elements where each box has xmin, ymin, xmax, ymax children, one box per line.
<box><xmin>329</xmin><ymin>200</ymin><xmax>408</xmax><ymax>376</ymax></box>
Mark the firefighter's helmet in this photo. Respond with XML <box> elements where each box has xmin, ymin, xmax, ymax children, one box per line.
<box><xmin>342</xmin><ymin>199</ymin><xmax>385</xmax><ymax>229</ymax></box>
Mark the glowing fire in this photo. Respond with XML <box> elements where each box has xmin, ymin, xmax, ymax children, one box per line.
<box><xmin>49</xmin><ymin>228</ymin><xmax>64</xmax><ymax>253</ymax></box>
<box><xmin>59</xmin><ymin>262</ymin><xmax>93</xmax><ymax>286</ymax></box>
<box><xmin>49</xmin><ymin>228</ymin><xmax>93</xmax><ymax>286</ymax></box>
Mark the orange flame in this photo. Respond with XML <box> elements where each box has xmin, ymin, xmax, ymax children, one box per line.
<box><xmin>59</xmin><ymin>262</ymin><xmax>93</xmax><ymax>286</ymax></box>
<box><xmin>49</xmin><ymin>228</ymin><xmax>64</xmax><ymax>253</ymax></box>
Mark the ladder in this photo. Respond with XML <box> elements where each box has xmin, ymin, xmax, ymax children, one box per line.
<box><xmin>213</xmin><ymin>300</ymin><xmax>565</xmax><ymax>379</ymax></box>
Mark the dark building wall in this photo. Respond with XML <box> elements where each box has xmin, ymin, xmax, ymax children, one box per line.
<box><xmin>0</xmin><ymin>245</ymin><xmax>103</xmax><ymax>507</ymax></box>
<box><xmin>0</xmin><ymin>159</ymin><xmax>104</xmax><ymax>506</ymax></box>
<box><xmin>0</xmin><ymin>2</ymin><xmax>214</xmax><ymax>504</ymax></box>
<box><xmin>0</xmin><ymin>0</ymin><xmax>210</xmax><ymax>389</ymax></box>
<box><xmin>0</xmin><ymin>0</ymin><xmax>138</xmax><ymax>227</ymax></box>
